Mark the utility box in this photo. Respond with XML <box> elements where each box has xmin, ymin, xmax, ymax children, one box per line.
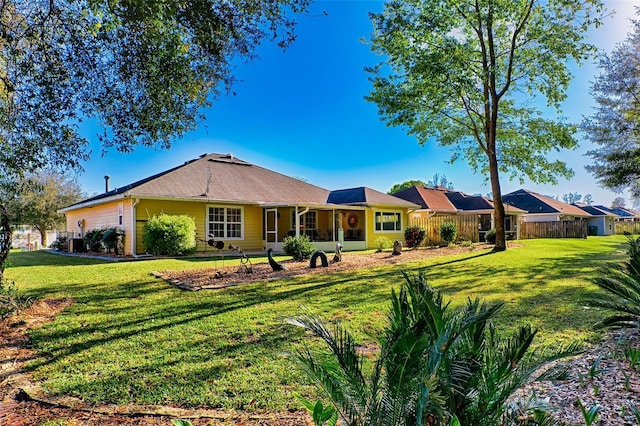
<box><xmin>70</xmin><ymin>238</ymin><xmax>86</xmax><ymax>253</ymax></box>
<box><xmin>588</xmin><ymin>226</ymin><xmax>598</xmax><ymax>236</ymax></box>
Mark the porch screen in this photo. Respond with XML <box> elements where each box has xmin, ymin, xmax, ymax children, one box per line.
<box><xmin>291</xmin><ymin>210</ymin><xmax>317</xmax><ymax>229</ymax></box>
<box><xmin>375</xmin><ymin>211</ymin><xmax>401</xmax><ymax>231</ymax></box>
<box><xmin>208</xmin><ymin>206</ymin><xmax>242</xmax><ymax>239</ymax></box>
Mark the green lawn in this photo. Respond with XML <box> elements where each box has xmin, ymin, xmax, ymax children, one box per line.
<box><xmin>4</xmin><ymin>236</ymin><xmax>628</xmax><ymax>411</ymax></box>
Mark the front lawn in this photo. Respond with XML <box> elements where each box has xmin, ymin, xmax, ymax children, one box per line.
<box><xmin>4</xmin><ymin>237</ymin><xmax>627</xmax><ymax>411</ymax></box>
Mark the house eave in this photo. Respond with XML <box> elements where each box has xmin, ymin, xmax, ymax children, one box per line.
<box><xmin>58</xmin><ymin>193</ymin><xmax>127</xmax><ymax>213</ymax></box>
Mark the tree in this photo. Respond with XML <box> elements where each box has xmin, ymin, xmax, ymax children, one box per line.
<box><xmin>0</xmin><ymin>0</ymin><xmax>310</xmax><ymax>278</ymax></box>
<box><xmin>388</xmin><ymin>179</ymin><xmax>428</xmax><ymax>194</ymax></box>
<box><xmin>612</xmin><ymin>196</ymin><xmax>627</xmax><ymax>209</ymax></box>
<box><xmin>427</xmin><ymin>172</ymin><xmax>454</xmax><ymax>189</ymax></box>
<box><xmin>583</xmin><ymin>194</ymin><xmax>594</xmax><ymax>206</ymax></box>
<box><xmin>562</xmin><ymin>192</ymin><xmax>582</xmax><ymax>204</ymax></box>
<box><xmin>5</xmin><ymin>171</ymin><xmax>84</xmax><ymax>246</ymax></box>
<box><xmin>367</xmin><ymin>0</ymin><xmax>603</xmax><ymax>251</ymax></box>
<box><xmin>584</xmin><ymin>19</ymin><xmax>640</xmax><ymax>198</ymax></box>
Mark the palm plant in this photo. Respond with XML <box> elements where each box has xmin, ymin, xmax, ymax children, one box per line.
<box><xmin>287</xmin><ymin>271</ymin><xmax>574</xmax><ymax>426</ymax></box>
<box><xmin>589</xmin><ymin>234</ymin><xmax>640</xmax><ymax>328</ymax></box>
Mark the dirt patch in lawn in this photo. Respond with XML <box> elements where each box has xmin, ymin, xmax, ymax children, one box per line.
<box><xmin>154</xmin><ymin>245</ymin><xmax>496</xmax><ymax>290</ymax></box>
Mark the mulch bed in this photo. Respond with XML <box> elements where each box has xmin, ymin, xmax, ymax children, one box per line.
<box><xmin>153</xmin><ymin>245</ymin><xmax>493</xmax><ymax>291</ymax></box>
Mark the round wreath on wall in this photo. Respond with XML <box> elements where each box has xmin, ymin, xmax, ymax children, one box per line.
<box><xmin>347</xmin><ymin>213</ymin><xmax>358</xmax><ymax>228</ymax></box>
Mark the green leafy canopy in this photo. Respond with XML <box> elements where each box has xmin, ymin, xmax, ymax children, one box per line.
<box><xmin>0</xmin><ymin>0</ymin><xmax>311</xmax><ymax>180</ymax></box>
<box><xmin>367</xmin><ymin>0</ymin><xmax>603</xmax><ymax>185</ymax></box>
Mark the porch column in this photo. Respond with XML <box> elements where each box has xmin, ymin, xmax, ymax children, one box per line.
<box><xmin>295</xmin><ymin>206</ymin><xmax>309</xmax><ymax>237</ymax></box>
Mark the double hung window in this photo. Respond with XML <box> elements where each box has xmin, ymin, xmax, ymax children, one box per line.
<box><xmin>208</xmin><ymin>206</ymin><xmax>243</xmax><ymax>239</ymax></box>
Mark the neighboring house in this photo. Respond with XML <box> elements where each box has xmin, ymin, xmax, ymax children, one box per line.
<box><xmin>502</xmin><ymin>189</ymin><xmax>592</xmax><ymax>222</ymax></box>
<box><xmin>11</xmin><ymin>225</ymin><xmax>59</xmax><ymax>250</ymax></box>
<box><xmin>392</xmin><ymin>186</ymin><xmax>526</xmax><ymax>240</ymax></box>
<box><xmin>572</xmin><ymin>204</ymin><xmax>617</xmax><ymax>236</ymax></box>
<box><xmin>59</xmin><ymin>153</ymin><xmax>418</xmax><ymax>256</ymax></box>
<box><xmin>594</xmin><ymin>205</ymin><xmax>640</xmax><ymax>222</ymax></box>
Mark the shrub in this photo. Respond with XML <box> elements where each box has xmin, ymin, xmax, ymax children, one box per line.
<box><xmin>404</xmin><ymin>225</ymin><xmax>426</xmax><ymax>249</ymax></box>
<box><xmin>440</xmin><ymin>222</ymin><xmax>457</xmax><ymax>245</ymax></box>
<box><xmin>288</xmin><ymin>271</ymin><xmax>577</xmax><ymax>425</ymax></box>
<box><xmin>0</xmin><ymin>279</ymin><xmax>33</xmax><ymax>319</ymax></box>
<box><xmin>142</xmin><ymin>214</ymin><xmax>197</xmax><ymax>256</ymax></box>
<box><xmin>374</xmin><ymin>236</ymin><xmax>392</xmax><ymax>252</ymax></box>
<box><xmin>84</xmin><ymin>228</ymin><xmax>105</xmax><ymax>252</ymax></box>
<box><xmin>282</xmin><ymin>235</ymin><xmax>315</xmax><ymax>261</ymax></box>
<box><xmin>486</xmin><ymin>228</ymin><xmax>497</xmax><ymax>244</ymax></box>
<box><xmin>588</xmin><ymin>234</ymin><xmax>640</xmax><ymax>328</ymax></box>
<box><xmin>50</xmin><ymin>237</ymin><xmax>68</xmax><ymax>251</ymax></box>
<box><xmin>102</xmin><ymin>227</ymin><xmax>124</xmax><ymax>255</ymax></box>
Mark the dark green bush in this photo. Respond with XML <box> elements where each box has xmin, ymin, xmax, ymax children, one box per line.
<box><xmin>289</xmin><ymin>271</ymin><xmax>577</xmax><ymax>426</ymax></box>
<box><xmin>50</xmin><ymin>237</ymin><xmax>68</xmax><ymax>251</ymax></box>
<box><xmin>439</xmin><ymin>222</ymin><xmax>457</xmax><ymax>245</ymax></box>
<box><xmin>404</xmin><ymin>225</ymin><xmax>426</xmax><ymax>248</ymax></box>
<box><xmin>142</xmin><ymin>214</ymin><xmax>197</xmax><ymax>256</ymax></box>
<box><xmin>84</xmin><ymin>228</ymin><xmax>105</xmax><ymax>252</ymax></box>
<box><xmin>102</xmin><ymin>227</ymin><xmax>125</xmax><ymax>255</ymax></box>
<box><xmin>588</xmin><ymin>234</ymin><xmax>640</xmax><ymax>328</ymax></box>
<box><xmin>282</xmin><ymin>235</ymin><xmax>315</xmax><ymax>261</ymax></box>
<box><xmin>486</xmin><ymin>228</ymin><xmax>496</xmax><ymax>244</ymax></box>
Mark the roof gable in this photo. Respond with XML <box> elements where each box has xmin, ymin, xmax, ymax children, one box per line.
<box><xmin>392</xmin><ymin>186</ymin><xmax>457</xmax><ymax>211</ymax></box>
<box><xmin>328</xmin><ymin>187</ymin><xmax>418</xmax><ymax>207</ymax></box>
<box><xmin>445</xmin><ymin>191</ymin><xmax>493</xmax><ymax>211</ymax></box>
<box><xmin>503</xmin><ymin>189</ymin><xmax>591</xmax><ymax>217</ymax></box>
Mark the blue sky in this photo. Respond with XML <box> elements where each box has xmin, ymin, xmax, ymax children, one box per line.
<box><xmin>79</xmin><ymin>0</ymin><xmax>639</xmax><ymax>206</ymax></box>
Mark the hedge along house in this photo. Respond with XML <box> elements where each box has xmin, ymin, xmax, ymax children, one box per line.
<box><xmin>59</xmin><ymin>153</ymin><xmax>418</xmax><ymax>256</ymax></box>
<box><xmin>391</xmin><ymin>186</ymin><xmax>526</xmax><ymax>241</ymax></box>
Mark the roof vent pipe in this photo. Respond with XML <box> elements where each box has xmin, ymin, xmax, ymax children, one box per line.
<box><xmin>104</xmin><ymin>175</ymin><xmax>110</xmax><ymax>193</ymax></box>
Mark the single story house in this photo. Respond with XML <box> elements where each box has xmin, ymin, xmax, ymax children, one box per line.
<box><xmin>59</xmin><ymin>153</ymin><xmax>418</xmax><ymax>256</ymax></box>
<box><xmin>391</xmin><ymin>186</ymin><xmax>526</xmax><ymax>240</ymax></box>
<box><xmin>572</xmin><ymin>204</ymin><xmax>617</xmax><ymax>236</ymax></box>
<box><xmin>502</xmin><ymin>189</ymin><xmax>592</xmax><ymax>223</ymax></box>
<box><xmin>594</xmin><ymin>205</ymin><xmax>640</xmax><ymax>222</ymax></box>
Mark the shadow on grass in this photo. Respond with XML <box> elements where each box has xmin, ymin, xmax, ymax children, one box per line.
<box><xmin>17</xmin><ymin>237</ymin><xmax>629</xmax><ymax>409</ymax></box>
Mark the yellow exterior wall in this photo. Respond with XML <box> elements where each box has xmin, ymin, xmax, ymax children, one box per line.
<box><xmin>64</xmin><ymin>199</ymin><xmax>133</xmax><ymax>253</ymax></box>
<box><xmin>135</xmin><ymin>199</ymin><xmax>264</xmax><ymax>254</ymax></box>
<box><xmin>64</xmin><ymin>199</ymin><xmax>414</xmax><ymax>255</ymax></box>
<box><xmin>364</xmin><ymin>208</ymin><xmax>408</xmax><ymax>247</ymax></box>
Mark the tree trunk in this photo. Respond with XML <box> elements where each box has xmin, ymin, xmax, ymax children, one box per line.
<box><xmin>0</xmin><ymin>203</ymin><xmax>12</xmax><ymax>279</ymax></box>
<box><xmin>35</xmin><ymin>225</ymin><xmax>47</xmax><ymax>247</ymax></box>
<box><xmin>488</xmin><ymin>152</ymin><xmax>506</xmax><ymax>251</ymax></box>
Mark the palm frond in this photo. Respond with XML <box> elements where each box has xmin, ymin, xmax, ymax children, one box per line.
<box><xmin>286</xmin><ymin>313</ymin><xmax>369</xmax><ymax>423</ymax></box>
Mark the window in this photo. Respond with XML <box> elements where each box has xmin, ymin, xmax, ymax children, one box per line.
<box><xmin>291</xmin><ymin>210</ymin><xmax>317</xmax><ymax>229</ymax></box>
<box><xmin>208</xmin><ymin>206</ymin><xmax>243</xmax><ymax>239</ymax></box>
<box><xmin>375</xmin><ymin>211</ymin><xmax>401</xmax><ymax>232</ymax></box>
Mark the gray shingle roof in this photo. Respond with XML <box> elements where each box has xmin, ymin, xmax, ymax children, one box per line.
<box><xmin>64</xmin><ymin>153</ymin><xmax>418</xmax><ymax>210</ymax></box>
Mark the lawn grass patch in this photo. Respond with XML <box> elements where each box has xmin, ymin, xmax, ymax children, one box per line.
<box><xmin>4</xmin><ymin>237</ymin><xmax>627</xmax><ymax>410</ymax></box>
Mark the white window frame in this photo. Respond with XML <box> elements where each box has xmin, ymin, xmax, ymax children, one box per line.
<box><xmin>207</xmin><ymin>205</ymin><xmax>244</xmax><ymax>240</ymax></box>
<box><xmin>374</xmin><ymin>210</ymin><xmax>402</xmax><ymax>233</ymax></box>
<box><xmin>291</xmin><ymin>210</ymin><xmax>317</xmax><ymax>230</ymax></box>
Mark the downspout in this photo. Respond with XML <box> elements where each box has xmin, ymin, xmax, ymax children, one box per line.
<box><xmin>131</xmin><ymin>198</ymin><xmax>140</xmax><ymax>257</ymax></box>
<box><xmin>295</xmin><ymin>206</ymin><xmax>309</xmax><ymax>237</ymax></box>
